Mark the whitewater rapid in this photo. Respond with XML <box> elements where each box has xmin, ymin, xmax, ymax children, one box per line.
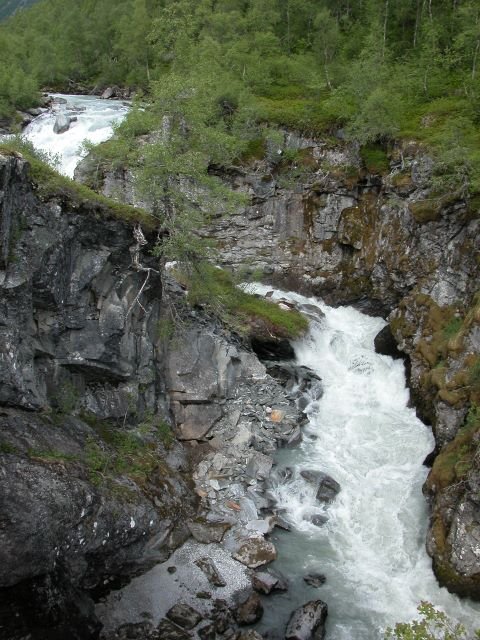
<box><xmin>22</xmin><ymin>94</ymin><xmax>129</xmax><ymax>177</ymax></box>
<box><xmin>247</xmin><ymin>285</ymin><xmax>480</xmax><ymax>639</ymax></box>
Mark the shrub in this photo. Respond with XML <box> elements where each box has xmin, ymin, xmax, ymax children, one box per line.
<box><xmin>385</xmin><ymin>602</ymin><xmax>480</xmax><ymax>639</ymax></box>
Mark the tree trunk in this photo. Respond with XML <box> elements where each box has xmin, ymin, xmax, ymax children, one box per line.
<box><xmin>472</xmin><ymin>39</ymin><xmax>480</xmax><ymax>81</ymax></box>
<box><xmin>382</xmin><ymin>0</ymin><xmax>389</xmax><ymax>59</ymax></box>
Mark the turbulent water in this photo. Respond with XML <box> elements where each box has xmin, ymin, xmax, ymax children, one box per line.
<box><xmin>246</xmin><ymin>285</ymin><xmax>480</xmax><ymax>639</ymax></box>
<box><xmin>19</xmin><ymin>96</ymin><xmax>480</xmax><ymax>638</ymax></box>
<box><xmin>22</xmin><ymin>94</ymin><xmax>129</xmax><ymax>177</ymax></box>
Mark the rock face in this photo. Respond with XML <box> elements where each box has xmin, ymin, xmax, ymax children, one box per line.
<box><xmin>0</xmin><ymin>153</ymin><xmax>196</xmax><ymax>638</ymax></box>
<box><xmin>0</xmin><ymin>150</ymin><xmax>306</xmax><ymax>638</ymax></box>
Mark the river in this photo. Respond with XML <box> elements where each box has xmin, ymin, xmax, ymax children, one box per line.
<box><xmin>23</xmin><ymin>95</ymin><xmax>480</xmax><ymax>639</ymax></box>
<box><xmin>22</xmin><ymin>93</ymin><xmax>129</xmax><ymax>177</ymax></box>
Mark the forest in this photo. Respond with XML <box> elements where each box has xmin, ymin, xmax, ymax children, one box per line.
<box><xmin>1</xmin><ymin>0</ymin><xmax>480</xmax><ymax>197</ymax></box>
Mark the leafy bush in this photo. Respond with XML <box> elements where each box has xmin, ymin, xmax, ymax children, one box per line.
<box><xmin>385</xmin><ymin>602</ymin><xmax>480</xmax><ymax>639</ymax></box>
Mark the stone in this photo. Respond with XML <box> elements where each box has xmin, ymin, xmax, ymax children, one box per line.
<box><xmin>53</xmin><ymin>113</ymin><xmax>71</xmax><ymax>134</ymax></box>
<box><xmin>187</xmin><ymin>519</ymin><xmax>231</xmax><ymax>543</ymax></box>
<box><xmin>156</xmin><ymin>618</ymin><xmax>192</xmax><ymax>639</ymax></box>
<box><xmin>102</xmin><ymin>87</ymin><xmax>115</xmax><ymax>99</ymax></box>
<box><xmin>300</xmin><ymin>470</ymin><xmax>341</xmax><ymax>504</ymax></box>
<box><xmin>303</xmin><ymin>574</ymin><xmax>327</xmax><ymax>588</ymax></box>
<box><xmin>166</xmin><ymin>603</ymin><xmax>202</xmax><ymax>629</ymax></box>
<box><xmin>307</xmin><ymin>514</ymin><xmax>328</xmax><ymax>527</ymax></box>
<box><xmin>232</xmin><ymin>538</ymin><xmax>277</xmax><ymax>568</ymax></box>
<box><xmin>195</xmin><ymin>557</ymin><xmax>227</xmax><ymax>587</ymax></box>
<box><xmin>198</xmin><ymin>623</ymin><xmax>216</xmax><ymax>640</ymax></box>
<box><xmin>235</xmin><ymin>593</ymin><xmax>263</xmax><ymax>625</ymax></box>
<box><xmin>112</xmin><ymin>621</ymin><xmax>156</xmax><ymax>639</ymax></box>
<box><xmin>211</xmin><ymin>599</ymin><xmax>233</xmax><ymax>633</ymax></box>
<box><xmin>245</xmin><ymin>452</ymin><xmax>273</xmax><ymax>480</ymax></box>
<box><xmin>374</xmin><ymin>325</ymin><xmax>403</xmax><ymax>360</ymax></box>
<box><xmin>285</xmin><ymin>600</ymin><xmax>328</xmax><ymax>640</ymax></box>
<box><xmin>237</xmin><ymin>632</ymin><xmax>264</xmax><ymax>640</ymax></box>
<box><xmin>252</xmin><ymin>569</ymin><xmax>288</xmax><ymax>594</ymax></box>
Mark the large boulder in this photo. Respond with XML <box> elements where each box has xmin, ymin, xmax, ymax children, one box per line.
<box><xmin>285</xmin><ymin>600</ymin><xmax>328</xmax><ymax>640</ymax></box>
<box><xmin>53</xmin><ymin>113</ymin><xmax>71</xmax><ymax>134</ymax></box>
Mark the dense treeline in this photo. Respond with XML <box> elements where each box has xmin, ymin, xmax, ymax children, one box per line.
<box><xmin>1</xmin><ymin>0</ymin><xmax>480</xmax><ymax>192</ymax></box>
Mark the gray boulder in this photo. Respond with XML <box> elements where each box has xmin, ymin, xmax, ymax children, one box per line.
<box><xmin>166</xmin><ymin>603</ymin><xmax>203</xmax><ymax>629</ymax></box>
<box><xmin>53</xmin><ymin>113</ymin><xmax>71</xmax><ymax>134</ymax></box>
<box><xmin>300</xmin><ymin>470</ymin><xmax>341</xmax><ymax>504</ymax></box>
<box><xmin>235</xmin><ymin>593</ymin><xmax>263</xmax><ymax>625</ymax></box>
<box><xmin>285</xmin><ymin>600</ymin><xmax>328</xmax><ymax>640</ymax></box>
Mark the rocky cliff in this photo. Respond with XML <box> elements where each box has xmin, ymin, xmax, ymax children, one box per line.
<box><xmin>0</xmin><ymin>150</ymin><xmax>314</xmax><ymax>639</ymax></box>
<box><xmin>76</xmin><ymin>131</ymin><xmax>480</xmax><ymax>600</ymax></box>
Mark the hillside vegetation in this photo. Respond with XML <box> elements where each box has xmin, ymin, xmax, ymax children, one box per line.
<box><xmin>1</xmin><ymin>0</ymin><xmax>479</xmax><ymax>201</ymax></box>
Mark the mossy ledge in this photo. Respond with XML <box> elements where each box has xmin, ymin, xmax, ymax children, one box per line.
<box><xmin>0</xmin><ymin>142</ymin><xmax>156</xmax><ymax>231</ymax></box>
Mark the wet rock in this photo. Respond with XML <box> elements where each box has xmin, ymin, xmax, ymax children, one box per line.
<box><xmin>232</xmin><ymin>538</ymin><xmax>277</xmax><ymax>568</ymax></box>
<box><xmin>285</xmin><ymin>600</ymin><xmax>328</xmax><ymax>640</ymax></box>
<box><xmin>252</xmin><ymin>569</ymin><xmax>288</xmax><ymax>594</ymax></box>
<box><xmin>374</xmin><ymin>325</ymin><xmax>403</xmax><ymax>360</ymax></box>
<box><xmin>53</xmin><ymin>113</ymin><xmax>71</xmax><ymax>134</ymax></box>
<box><xmin>107</xmin><ymin>621</ymin><xmax>156</xmax><ymax>639</ymax></box>
<box><xmin>187</xmin><ymin>518</ymin><xmax>231</xmax><ymax>543</ymax></box>
<box><xmin>251</xmin><ymin>336</ymin><xmax>295</xmax><ymax>361</ymax></box>
<box><xmin>300</xmin><ymin>470</ymin><xmax>341</xmax><ymax>504</ymax></box>
<box><xmin>303</xmin><ymin>574</ymin><xmax>326</xmax><ymax>588</ymax></box>
<box><xmin>102</xmin><ymin>87</ymin><xmax>115</xmax><ymax>99</ymax></box>
<box><xmin>237</xmin><ymin>632</ymin><xmax>265</xmax><ymax>640</ymax></box>
<box><xmin>211</xmin><ymin>599</ymin><xmax>234</xmax><ymax>633</ymax></box>
<box><xmin>166</xmin><ymin>603</ymin><xmax>202</xmax><ymax>630</ymax></box>
<box><xmin>195</xmin><ymin>557</ymin><xmax>227</xmax><ymax>587</ymax></box>
<box><xmin>156</xmin><ymin>618</ymin><xmax>192</xmax><ymax>639</ymax></box>
<box><xmin>198</xmin><ymin>622</ymin><xmax>216</xmax><ymax>640</ymax></box>
<box><xmin>306</xmin><ymin>514</ymin><xmax>328</xmax><ymax>527</ymax></box>
<box><xmin>235</xmin><ymin>593</ymin><xmax>263</xmax><ymax>625</ymax></box>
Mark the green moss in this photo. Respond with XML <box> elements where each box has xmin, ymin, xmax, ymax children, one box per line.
<box><xmin>359</xmin><ymin>144</ymin><xmax>389</xmax><ymax>174</ymax></box>
<box><xmin>409</xmin><ymin>197</ymin><xmax>446</xmax><ymax>223</ymax></box>
<box><xmin>253</xmin><ymin>96</ymin><xmax>337</xmax><ymax>135</ymax></box>
<box><xmin>182</xmin><ymin>265</ymin><xmax>308</xmax><ymax>339</ymax></box>
<box><xmin>28</xmin><ymin>448</ymin><xmax>79</xmax><ymax>464</ymax></box>
<box><xmin>0</xmin><ymin>140</ymin><xmax>156</xmax><ymax>231</ymax></box>
<box><xmin>442</xmin><ymin>317</ymin><xmax>463</xmax><ymax>339</ymax></box>
<box><xmin>427</xmin><ymin>405</ymin><xmax>480</xmax><ymax>491</ymax></box>
<box><xmin>0</xmin><ymin>442</ymin><xmax>19</xmax><ymax>454</ymax></box>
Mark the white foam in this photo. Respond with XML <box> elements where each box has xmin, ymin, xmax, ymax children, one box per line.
<box><xmin>22</xmin><ymin>94</ymin><xmax>129</xmax><ymax>177</ymax></box>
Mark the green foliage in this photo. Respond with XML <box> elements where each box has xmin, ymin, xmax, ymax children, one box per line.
<box><xmin>54</xmin><ymin>381</ymin><xmax>80</xmax><ymax>415</ymax></box>
<box><xmin>442</xmin><ymin>317</ymin><xmax>463</xmax><ymax>340</ymax></box>
<box><xmin>0</xmin><ymin>442</ymin><xmax>19</xmax><ymax>454</ymax></box>
<box><xmin>469</xmin><ymin>358</ymin><xmax>480</xmax><ymax>386</ymax></box>
<box><xmin>28</xmin><ymin>448</ymin><xmax>79</xmax><ymax>464</ymax></box>
<box><xmin>0</xmin><ymin>139</ymin><xmax>155</xmax><ymax>230</ymax></box>
<box><xmin>385</xmin><ymin>602</ymin><xmax>479</xmax><ymax>640</ymax></box>
<box><xmin>360</xmin><ymin>145</ymin><xmax>390</xmax><ymax>175</ymax></box>
<box><xmin>428</xmin><ymin>405</ymin><xmax>480</xmax><ymax>491</ymax></box>
<box><xmin>181</xmin><ymin>264</ymin><xmax>308</xmax><ymax>339</ymax></box>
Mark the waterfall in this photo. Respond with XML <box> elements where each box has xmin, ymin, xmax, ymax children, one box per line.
<box><xmin>22</xmin><ymin>94</ymin><xmax>129</xmax><ymax>177</ymax></box>
<box><xmin>246</xmin><ymin>285</ymin><xmax>480</xmax><ymax>639</ymax></box>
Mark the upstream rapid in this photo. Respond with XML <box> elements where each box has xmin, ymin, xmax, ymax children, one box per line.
<box><xmin>23</xmin><ymin>96</ymin><xmax>480</xmax><ymax>639</ymax></box>
<box><xmin>22</xmin><ymin>93</ymin><xmax>129</xmax><ymax>177</ymax></box>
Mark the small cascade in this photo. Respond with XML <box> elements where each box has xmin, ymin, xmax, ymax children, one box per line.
<box><xmin>22</xmin><ymin>94</ymin><xmax>129</xmax><ymax>177</ymax></box>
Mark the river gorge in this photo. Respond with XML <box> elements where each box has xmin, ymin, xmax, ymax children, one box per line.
<box><xmin>0</xmin><ymin>94</ymin><xmax>479</xmax><ymax>640</ymax></box>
